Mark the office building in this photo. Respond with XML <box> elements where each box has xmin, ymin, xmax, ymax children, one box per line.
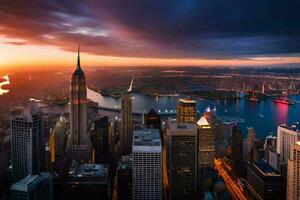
<box><xmin>92</xmin><ymin>116</ymin><xmax>109</xmax><ymax>163</ymax></box>
<box><xmin>231</xmin><ymin>125</ymin><xmax>243</xmax><ymax>162</ymax></box>
<box><xmin>287</xmin><ymin>142</ymin><xmax>300</xmax><ymax>200</ymax></box>
<box><xmin>11</xmin><ymin>105</ymin><xmax>43</xmax><ymax>183</ymax></box>
<box><xmin>67</xmin><ymin>45</ymin><xmax>91</xmax><ymax>161</ymax></box>
<box><xmin>247</xmin><ymin>160</ymin><xmax>285</xmax><ymax>200</ymax></box>
<box><xmin>121</xmin><ymin>77</ymin><xmax>134</xmax><ymax>155</ymax></box>
<box><xmin>67</xmin><ymin>161</ymin><xmax>109</xmax><ymax>200</ymax></box>
<box><xmin>246</xmin><ymin>127</ymin><xmax>256</xmax><ymax>161</ymax></box>
<box><xmin>169</xmin><ymin>121</ymin><xmax>197</xmax><ymax>200</ymax></box>
<box><xmin>176</xmin><ymin>98</ymin><xmax>197</xmax><ymax>123</ymax></box>
<box><xmin>276</xmin><ymin>124</ymin><xmax>300</xmax><ymax>165</ymax></box>
<box><xmin>10</xmin><ymin>172</ymin><xmax>53</xmax><ymax>200</ymax></box>
<box><xmin>132</xmin><ymin>129</ymin><xmax>162</xmax><ymax>200</ymax></box>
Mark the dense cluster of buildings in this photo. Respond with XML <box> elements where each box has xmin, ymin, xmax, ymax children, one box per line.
<box><xmin>1</xmin><ymin>47</ymin><xmax>300</xmax><ymax>200</ymax></box>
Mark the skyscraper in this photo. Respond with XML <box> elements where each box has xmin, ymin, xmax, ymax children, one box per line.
<box><xmin>169</xmin><ymin>121</ymin><xmax>197</xmax><ymax>200</ymax></box>
<box><xmin>232</xmin><ymin>125</ymin><xmax>243</xmax><ymax>162</ymax></box>
<box><xmin>197</xmin><ymin>115</ymin><xmax>215</xmax><ymax>168</ymax></box>
<box><xmin>197</xmin><ymin>114</ymin><xmax>215</xmax><ymax>195</ymax></box>
<box><xmin>67</xmin><ymin>45</ymin><xmax>91</xmax><ymax>161</ymax></box>
<box><xmin>92</xmin><ymin>116</ymin><xmax>109</xmax><ymax>163</ymax></box>
<box><xmin>246</xmin><ymin>127</ymin><xmax>256</xmax><ymax>161</ymax></box>
<box><xmin>276</xmin><ymin>124</ymin><xmax>300</xmax><ymax>165</ymax></box>
<box><xmin>132</xmin><ymin>129</ymin><xmax>162</xmax><ymax>200</ymax></box>
<box><xmin>287</xmin><ymin>142</ymin><xmax>300</xmax><ymax>200</ymax></box>
<box><xmin>176</xmin><ymin>98</ymin><xmax>197</xmax><ymax>123</ymax></box>
<box><xmin>11</xmin><ymin>105</ymin><xmax>43</xmax><ymax>183</ymax></box>
<box><xmin>121</xmin><ymin>77</ymin><xmax>134</xmax><ymax>155</ymax></box>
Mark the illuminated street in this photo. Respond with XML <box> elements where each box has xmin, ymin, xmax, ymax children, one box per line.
<box><xmin>214</xmin><ymin>159</ymin><xmax>248</xmax><ymax>200</ymax></box>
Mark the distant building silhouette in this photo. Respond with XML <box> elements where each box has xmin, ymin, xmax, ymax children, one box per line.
<box><xmin>145</xmin><ymin>109</ymin><xmax>161</xmax><ymax>130</ymax></box>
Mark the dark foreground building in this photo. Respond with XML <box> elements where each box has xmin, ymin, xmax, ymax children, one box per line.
<box><xmin>247</xmin><ymin>160</ymin><xmax>285</xmax><ymax>200</ymax></box>
<box><xmin>66</xmin><ymin>161</ymin><xmax>109</xmax><ymax>200</ymax></box>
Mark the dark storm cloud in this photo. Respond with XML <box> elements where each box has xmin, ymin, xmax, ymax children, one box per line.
<box><xmin>0</xmin><ymin>0</ymin><xmax>299</xmax><ymax>58</ymax></box>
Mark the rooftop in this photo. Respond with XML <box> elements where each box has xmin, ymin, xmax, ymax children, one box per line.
<box><xmin>10</xmin><ymin>173</ymin><xmax>51</xmax><ymax>192</ymax></box>
<box><xmin>279</xmin><ymin>123</ymin><xmax>300</xmax><ymax>133</ymax></box>
<box><xmin>170</xmin><ymin>120</ymin><xmax>197</xmax><ymax>136</ymax></box>
<box><xmin>197</xmin><ymin>116</ymin><xmax>211</xmax><ymax>128</ymax></box>
<box><xmin>132</xmin><ymin>129</ymin><xmax>161</xmax><ymax>152</ymax></box>
<box><xmin>68</xmin><ymin>160</ymin><xmax>108</xmax><ymax>179</ymax></box>
<box><xmin>252</xmin><ymin>160</ymin><xmax>281</xmax><ymax>177</ymax></box>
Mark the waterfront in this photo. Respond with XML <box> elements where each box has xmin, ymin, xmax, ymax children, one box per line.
<box><xmin>1</xmin><ymin>72</ymin><xmax>299</xmax><ymax>139</ymax></box>
<box><xmin>87</xmin><ymin>88</ymin><xmax>300</xmax><ymax>139</ymax></box>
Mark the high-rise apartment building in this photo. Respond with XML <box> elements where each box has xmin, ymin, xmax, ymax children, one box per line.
<box><xmin>276</xmin><ymin>124</ymin><xmax>300</xmax><ymax>165</ymax></box>
<box><xmin>176</xmin><ymin>98</ymin><xmax>197</xmax><ymax>123</ymax></box>
<box><xmin>132</xmin><ymin>129</ymin><xmax>162</xmax><ymax>200</ymax></box>
<box><xmin>287</xmin><ymin>142</ymin><xmax>300</xmax><ymax>200</ymax></box>
<box><xmin>169</xmin><ymin>121</ymin><xmax>197</xmax><ymax>200</ymax></box>
<box><xmin>121</xmin><ymin>77</ymin><xmax>134</xmax><ymax>155</ymax></box>
<box><xmin>67</xmin><ymin>45</ymin><xmax>91</xmax><ymax>161</ymax></box>
<box><xmin>11</xmin><ymin>105</ymin><xmax>43</xmax><ymax>183</ymax></box>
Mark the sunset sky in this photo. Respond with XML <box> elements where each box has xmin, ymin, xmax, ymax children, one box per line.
<box><xmin>0</xmin><ymin>0</ymin><xmax>299</xmax><ymax>68</ymax></box>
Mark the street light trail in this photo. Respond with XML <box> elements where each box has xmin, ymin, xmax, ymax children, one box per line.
<box><xmin>214</xmin><ymin>159</ymin><xmax>248</xmax><ymax>200</ymax></box>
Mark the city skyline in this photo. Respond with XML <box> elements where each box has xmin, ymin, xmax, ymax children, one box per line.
<box><xmin>0</xmin><ymin>0</ymin><xmax>300</xmax><ymax>68</ymax></box>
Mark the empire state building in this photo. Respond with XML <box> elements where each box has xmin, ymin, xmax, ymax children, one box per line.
<box><xmin>67</xmin><ymin>45</ymin><xmax>91</xmax><ymax>161</ymax></box>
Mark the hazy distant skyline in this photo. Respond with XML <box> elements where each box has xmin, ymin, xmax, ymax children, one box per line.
<box><xmin>0</xmin><ymin>0</ymin><xmax>299</xmax><ymax>68</ymax></box>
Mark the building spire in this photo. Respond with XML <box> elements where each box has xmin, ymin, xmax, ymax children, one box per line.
<box><xmin>77</xmin><ymin>43</ymin><xmax>81</xmax><ymax>69</ymax></box>
<box><xmin>128</xmin><ymin>76</ymin><xmax>134</xmax><ymax>93</ymax></box>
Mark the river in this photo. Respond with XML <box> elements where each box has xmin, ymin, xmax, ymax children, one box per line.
<box><xmin>1</xmin><ymin>74</ymin><xmax>299</xmax><ymax>139</ymax></box>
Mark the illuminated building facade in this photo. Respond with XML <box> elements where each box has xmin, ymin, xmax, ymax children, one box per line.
<box><xmin>197</xmin><ymin>115</ymin><xmax>215</xmax><ymax>195</ymax></box>
<box><xmin>67</xmin><ymin>45</ymin><xmax>91</xmax><ymax>161</ymax></box>
<box><xmin>287</xmin><ymin>142</ymin><xmax>300</xmax><ymax>200</ymax></box>
<box><xmin>176</xmin><ymin>98</ymin><xmax>197</xmax><ymax>123</ymax></box>
<box><xmin>169</xmin><ymin>121</ymin><xmax>197</xmax><ymax>200</ymax></box>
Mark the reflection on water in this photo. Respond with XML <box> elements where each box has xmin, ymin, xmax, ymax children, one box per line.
<box><xmin>0</xmin><ymin>75</ymin><xmax>10</xmax><ymax>95</ymax></box>
<box><xmin>88</xmin><ymin>88</ymin><xmax>300</xmax><ymax>139</ymax></box>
